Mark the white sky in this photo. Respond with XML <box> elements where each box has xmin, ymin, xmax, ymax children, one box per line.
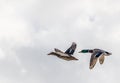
<box><xmin>0</xmin><ymin>0</ymin><xmax>120</xmax><ymax>83</ymax></box>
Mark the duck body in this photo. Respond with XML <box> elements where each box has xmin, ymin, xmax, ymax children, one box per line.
<box><xmin>79</xmin><ymin>49</ymin><xmax>111</xmax><ymax>69</ymax></box>
<box><xmin>48</xmin><ymin>42</ymin><xmax>78</xmax><ymax>61</ymax></box>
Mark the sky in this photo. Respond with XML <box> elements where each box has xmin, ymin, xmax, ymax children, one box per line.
<box><xmin>0</xmin><ymin>0</ymin><xmax>120</xmax><ymax>83</ymax></box>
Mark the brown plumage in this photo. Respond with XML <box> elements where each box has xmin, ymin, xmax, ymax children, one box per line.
<box><xmin>48</xmin><ymin>42</ymin><xmax>78</xmax><ymax>61</ymax></box>
<box><xmin>79</xmin><ymin>49</ymin><xmax>112</xmax><ymax>69</ymax></box>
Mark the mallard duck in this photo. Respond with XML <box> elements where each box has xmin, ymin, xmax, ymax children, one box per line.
<box><xmin>79</xmin><ymin>49</ymin><xmax>112</xmax><ymax>69</ymax></box>
<box><xmin>48</xmin><ymin>42</ymin><xmax>78</xmax><ymax>61</ymax></box>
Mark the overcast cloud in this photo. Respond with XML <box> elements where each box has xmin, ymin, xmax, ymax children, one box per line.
<box><xmin>0</xmin><ymin>0</ymin><xmax>120</xmax><ymax>83</ymax></box>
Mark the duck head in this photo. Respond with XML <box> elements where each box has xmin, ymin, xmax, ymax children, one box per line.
<box><xmin>79</xmin><ymin>49</ymin><xmax>93</xmax><ymax>53</ymax></box>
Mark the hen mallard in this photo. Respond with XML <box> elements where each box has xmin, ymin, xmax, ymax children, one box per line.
<box><xmin>48</xmin><ymin>42</ymin><xmax>78</xmax><ymax>61</ymax></box>
<box><xmin>79</xmin><ymin>49</ymin><xmax>112</xmax><ymax>69</ymax></box>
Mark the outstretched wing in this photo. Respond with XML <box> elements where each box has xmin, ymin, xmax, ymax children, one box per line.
<box><xmin>99</xmin><ymin>55</ymin><xmax>105</xmax><ymax>64</ymax></box>
<box><xmin>89</xmin><ymin>51</ymin><xmax>103</xmax><ymax>69</ymax></box>
<box><xmin>65</xmin><ymin>42</ymin><xmax>77</xmax><ymax>56</ymax></box>
<box><xmin>89</xmin><ymin>53</ymin><xmax>98</xmax><ymax>69</ymax></box>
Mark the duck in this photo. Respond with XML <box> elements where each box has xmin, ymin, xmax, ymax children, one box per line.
<box><xmin>79</xmin><ymin>49</ymin><xmax>112</xmax><ymax>69</ymax></box>
<box><xmin>48</xmin><ymin>42</ymin><xmax>78</xmax><ymax>61</ymax></box>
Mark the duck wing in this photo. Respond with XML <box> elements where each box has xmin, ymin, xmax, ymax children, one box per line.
<box><xmin>99</xmin><ymin>55</ymin><xmax>105</xmax><ymax>64</ymax></box>
<box><xmin>89</xmin><ymin>52</ymin><xmax>98</xmax><ymax>69</ymax></box>
<box><xmin>65</xmin><ymin>42</ymin><xmax>77</xmax><ymax>56</ymax></box>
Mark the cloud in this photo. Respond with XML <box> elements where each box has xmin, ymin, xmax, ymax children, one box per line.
<box><xmin>0</xmin><ymin>0</ymin><xmax>120</xmax><ymax>83</ymax></box>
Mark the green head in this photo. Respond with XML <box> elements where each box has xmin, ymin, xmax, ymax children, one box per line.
<box><xmin>79</xmin><ymin>49</ymin><xmax>93</xmax><ymax>53</ymax></box>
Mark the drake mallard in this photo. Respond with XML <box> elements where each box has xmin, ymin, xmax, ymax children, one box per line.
<box><xmin>79</xmin><ymin>49</ymin><xmax>112</xmax><ymax>69</ymax></box>
<box><xmin>48</xmin><ymin>42</ymin><xmax>78</xmax><ymax>61</ymax></box>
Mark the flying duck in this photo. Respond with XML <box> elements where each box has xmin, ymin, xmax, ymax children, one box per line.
<box><xmin>79</xmin><ymin>49</ymin><xmax>112</xmax><ymax>69</ymax></box>
<box><xmin>48</xmin><ymin>42</ymin><xmax>78</xmax><ymax>61</ymax></box>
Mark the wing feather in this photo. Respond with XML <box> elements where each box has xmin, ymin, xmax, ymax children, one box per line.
<box><xmin>65</xmin><ymin>42</ymin><xmax>77</xmax><ymax>55</ymax></box>
<box><xmin>89</xmin><ymin>53</ymin><xmax>98</xmax><ymax>69</ymax></box>
<box><xmin>99</xmin><ymin>55</ymin><xmax>105</xmax><ymax>64</ymax></box>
